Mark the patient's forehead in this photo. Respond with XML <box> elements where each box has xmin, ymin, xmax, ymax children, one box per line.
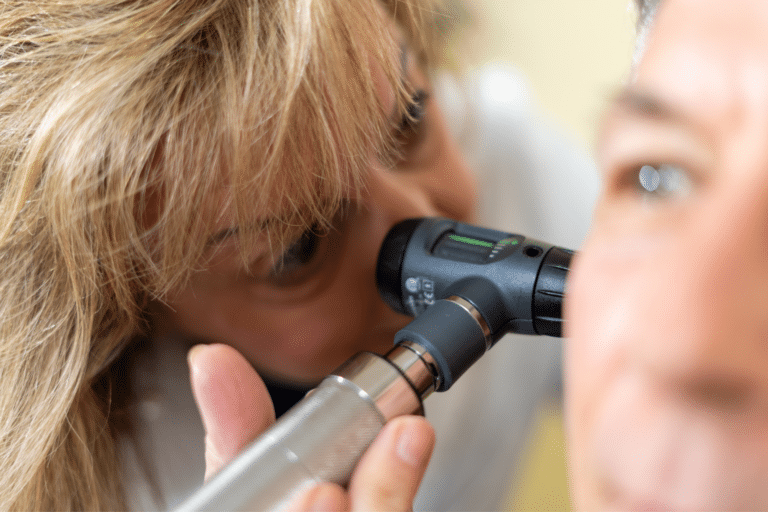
<box><xmin>641</xmin><ymin>0</ymin><xmax>768</xmax><ymax>81</ymax></box>
<box><xmin>634</xmin><ymin>0</ymin><xmax>768</xmax><ymax>136</ymax></box>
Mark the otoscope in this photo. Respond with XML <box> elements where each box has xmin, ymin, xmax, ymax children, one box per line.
<box><xmin>174</xmin><ymin>217</ymin><xmax>573</xmax><ymax>512</ymax></box>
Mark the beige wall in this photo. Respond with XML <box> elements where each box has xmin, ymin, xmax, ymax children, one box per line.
<box><xmin>461</xmin><ymin>0</ymin><xmax>637</xmax><ymax>152</ymax></box>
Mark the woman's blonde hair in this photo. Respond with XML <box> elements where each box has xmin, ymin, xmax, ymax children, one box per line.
<box><xmin>0</xmin><ymin>0</ymin><xmax>450</xmax><ymax>509</ymax></box>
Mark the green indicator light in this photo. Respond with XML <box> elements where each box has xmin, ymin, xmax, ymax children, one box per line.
<box><xmin>499</xmin><ymin>239</ymin><xmax>518</xmax><ymax>246</ymax></box>
<box><xmin>449</xmin><ymin>234</ymin><xmax>494</xmax><ymax>248</ymax></box>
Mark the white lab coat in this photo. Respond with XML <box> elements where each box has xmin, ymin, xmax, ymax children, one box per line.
<box><xmin>121</xmin><ymin>63</ymin><xmax>600</xmax><ymax>512</ymax></box>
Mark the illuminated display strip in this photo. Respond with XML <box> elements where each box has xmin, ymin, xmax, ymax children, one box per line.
<box><xmin>448</xmin><ymin>234</ymin><xmax>494</xmax><ymax>248</ymax></box>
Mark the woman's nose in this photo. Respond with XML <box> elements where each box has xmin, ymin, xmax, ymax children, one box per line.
<box><xmin>367</xmin><ymin>145</ymin><xmax>477</xmax><ymax>225</ymax></box>
<box><xmin>415</xmin><ymin>128</ymin><xmax>478</xmax><ymax>222</ymax></box>
<box><xmin>380</xmin><ymin>102</ymin><xmax>478</xmax><ymax>223</ymax></box>
<box><xmin>628</xmin><ymin>183</ymin><xmax>768</xmax><ymax>410</ymax></box>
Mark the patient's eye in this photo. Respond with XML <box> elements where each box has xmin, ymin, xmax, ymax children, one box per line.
<box><xmin>634</xmin><ymin>163</ymin><xmax>692</xmax><ymax>199</ymax></box>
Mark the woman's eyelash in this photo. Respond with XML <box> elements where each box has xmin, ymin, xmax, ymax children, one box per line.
<box><xmin>399</xmin><ymin>89</ymin><xmax>428</xmax><ymax>131</ymax></box>
<box><xmin>270</xmin><ymin>228</ymin><xmax>319</xmax><ymax>276</ymax></box>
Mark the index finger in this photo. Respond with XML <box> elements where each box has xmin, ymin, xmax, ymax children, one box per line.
<box><xmin>348</xmin><ymin>415</ymin><xmax>435</xmax><ymax>512</ymax></box>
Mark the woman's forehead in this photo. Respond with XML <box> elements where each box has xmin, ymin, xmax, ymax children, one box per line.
<box><xmin>200</xmin><ymin>24</ymin><xmax>412</xmax><ymax>248</ymax></box>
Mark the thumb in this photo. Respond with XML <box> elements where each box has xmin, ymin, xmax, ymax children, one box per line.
<box><xmin>187</xmin><ymin>343</ymin><xmax>276</xmax><ymax>481</ymax></box>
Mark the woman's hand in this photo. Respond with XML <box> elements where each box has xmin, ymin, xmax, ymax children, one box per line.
<box><xmin>188</xmin><ymin>343</ymin><xmax>435</xmax><ymax>511</ymax></box>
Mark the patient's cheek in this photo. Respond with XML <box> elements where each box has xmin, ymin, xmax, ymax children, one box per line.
<box><xmin>568</xmin><ymin>243</ymin><xmax>627</xmax><ymax>370</ymax></box>
<box><xmin>567</xmin><ymin>232</ymin><xmax>667</xmax><ymax>372</ymax></box>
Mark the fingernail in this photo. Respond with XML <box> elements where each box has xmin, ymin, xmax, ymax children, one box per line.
<box><xmin>307</xmin><ymin>485</ymin><xmax>339</xmax><ymax>512</ymax></box>
<box><xmin>187</xmin><ymin>344</ymin><xmax>212</xmax><ymax>432</ymax></box>
<box><xmin>396</xmin><ymin>421</ymin><xmax>431</xmax><ymax>467</ymax></box>
<box><xmin>187</xmin><ymin>343</ymin><xmax>208</xmax><ymax>368</ymax></box>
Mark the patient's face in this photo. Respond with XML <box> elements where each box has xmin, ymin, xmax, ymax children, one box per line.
<box><xmin>565</xmin><ymin>0</ymin><xmax>768</xmax><ymax>509</ymax></box>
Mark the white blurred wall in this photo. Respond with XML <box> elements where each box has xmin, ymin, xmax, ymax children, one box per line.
<box><xmin>461</xmin><ymin>0</ymin><xmax>637</xmax><ymax>151</ymax></box>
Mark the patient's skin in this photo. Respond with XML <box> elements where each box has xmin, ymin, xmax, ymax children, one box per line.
<box><xmin>565</xmin><ymin>0</ymin><xmax>768</xmax><ymax>509</ymax></box>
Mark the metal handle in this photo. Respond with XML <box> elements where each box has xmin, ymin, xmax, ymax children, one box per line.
<box><xmin>173</xmin><ymin>345</ymin><xmax>436</xmax><ymax>512</ymax></box>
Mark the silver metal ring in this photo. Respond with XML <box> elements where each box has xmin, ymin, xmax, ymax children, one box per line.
<box><xmin>395</xmin><ymin>339</ymin><xmax>441</xmax><ymax>395</ymax></box>
<box><xmin>447</xmin><ymin>295</ymin><xmax>492</xmax><ymax>350</ymax></box>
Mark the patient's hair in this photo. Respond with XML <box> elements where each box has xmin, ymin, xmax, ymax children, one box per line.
<box><xmin>635</xmin><ymin>0</ymin><xmax>660</xmax><ymax>23</ymax></box>
<box><xmin>0</xmin><ymin>0</ymin><xmax>449</xmax><ymax>509</ymax></box>
<box><xmin>633</xmin><ymin>0</ymin><xmax>661</xmax><ymax>64</ymax></box>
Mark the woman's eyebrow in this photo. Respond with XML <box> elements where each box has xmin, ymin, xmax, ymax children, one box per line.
<box><xmin>389</xmin><ymin>42</ymin><xmax>410</xmax><ymax>120</ymax></box>
<box><xmin>207</xmin><ymin>226</ymin><xmax>239</xmax><ymax>247</ymax></box>
<box><xmin>205</xmin><ymin>219</ymin><xmax>273</xmax><ymax>248</ymax></box>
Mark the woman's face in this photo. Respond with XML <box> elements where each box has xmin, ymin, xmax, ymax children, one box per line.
<box><xmin>566</xmin><ymin>0</ymin><xmax>768</xmax><ymax>509</ymax></box>
<box><xmin>154</xmin><ymin>22</ymin><xmax>477</xmax><ymax>386</ymax></box>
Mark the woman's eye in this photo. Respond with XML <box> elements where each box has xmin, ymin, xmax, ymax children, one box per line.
<box><xmin>632</xmin><ymin>163</ymin><xmax>692</xmax><ymax>199</ymax></box>
<box><xmin>239</xmin><ymin>210</ymin><xmax>347</xmax><ymax>301</ymax></box>
<box><xmin>400</xmin><ymin>90</ymin><xmax>427</xmax><ymax>130</ymax></box>
<box><xmin>394</xmin><ymin>89</ymin><xmax>429</xmax><ymax>156</ymax></box>
<box><xmin>266</xmin><ymin>228</ymin><xmax>320</xmax><ymax>286</ymax></box>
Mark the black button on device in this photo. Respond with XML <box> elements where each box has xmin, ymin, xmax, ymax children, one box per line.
<box><xmin>432</xmin><ymin>232</ymin><xmax>494</xmax><ymax>264</ymax></box>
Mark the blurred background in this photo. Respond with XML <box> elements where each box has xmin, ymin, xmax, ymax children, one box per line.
<box><xmin>462</xmin><ymin>0</ymin><xmax>637</xmax><ymax>149</ymax></box>
<box><xmin>458</xmin><ymin>1</ymin><xmax>637</xmax><ymax>509</ymax></box>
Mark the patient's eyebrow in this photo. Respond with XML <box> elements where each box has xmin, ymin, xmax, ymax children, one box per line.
<box><xmin>614</xmin><ymin>88</ymin><xmax>697</xmax><ymax>128</ymax></box>
<box><xmin>612</xmin><ymin>87</ymin><xmax>713</xmax><ymax>141</ymax></box>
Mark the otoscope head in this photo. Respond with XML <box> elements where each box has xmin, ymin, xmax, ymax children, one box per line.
<box><xmin>376</xmin><ymin>218</ymin><xmax>573</xmax><ymax>391</ymax></box>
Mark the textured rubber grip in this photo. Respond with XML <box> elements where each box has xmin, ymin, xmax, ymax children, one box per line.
<box><xmin>532</xmin><ymin>247</ymin><xmax>573</xmax><ymax>337</ymax></box>
<box><xmin>394</xmin><ymin>299</ymin><xmax>487</xmax><ymax>391</ymax></box>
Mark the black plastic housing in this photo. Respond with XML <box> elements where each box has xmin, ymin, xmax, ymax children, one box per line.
<box><xmin>376</xmin><ymin>217</ymin><xmax>572</xmax><ymax>339</ymax></box>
